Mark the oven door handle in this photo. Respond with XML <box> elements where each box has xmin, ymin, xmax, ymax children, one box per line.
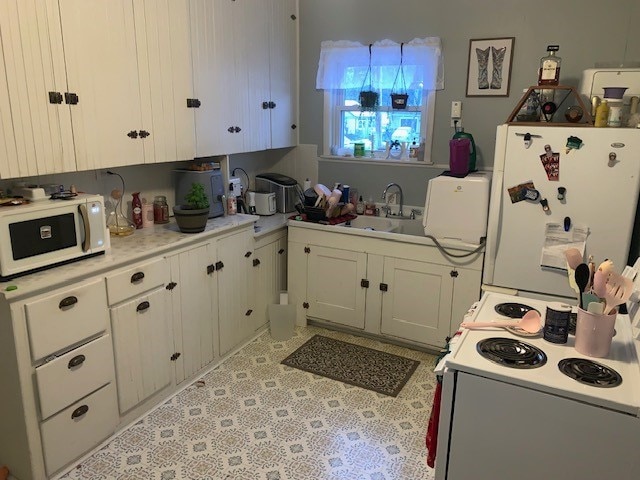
<box><xmin>78</xmin><ymin>203</ymin><xmax>91</xmax><ymax>252</ymax></box>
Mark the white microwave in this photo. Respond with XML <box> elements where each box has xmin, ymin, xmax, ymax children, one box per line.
<box><xmin>0</xmin><ymin>194</ymin><xmax>107</xmax><ymax>280</ymax></box>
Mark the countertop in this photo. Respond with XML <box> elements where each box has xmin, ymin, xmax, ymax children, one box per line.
<box><xmin>1</xmin><ymin>213</ymin><xmax>289</xmax><ymax>302</ymax></box>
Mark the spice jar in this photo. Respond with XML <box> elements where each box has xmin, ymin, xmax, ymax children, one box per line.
<box><xmin>153</xmin><ymin>195</ymin><xmax>169</xmax><ymax>224</ymax></box>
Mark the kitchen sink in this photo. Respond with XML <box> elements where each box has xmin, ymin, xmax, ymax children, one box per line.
<box><xmin>337</xmin><ymin>216</ymin><xmax>425</xmax><ymax>237</ymax></box>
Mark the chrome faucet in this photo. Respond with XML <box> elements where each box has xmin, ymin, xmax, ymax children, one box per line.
<box><xmin>381</xmin><ymin>182</ymin><xmax>403</xmax><ymax>217</ymax></box>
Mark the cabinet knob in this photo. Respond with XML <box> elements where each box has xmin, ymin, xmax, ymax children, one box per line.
<box><xmin>187</xmin><ymin>98</ymin><xmax>201</xmax><ymax>108</ymax></box>
<box><xmin>379</xmin><ymin>283</ymin><xmax>388</xmax><ymax>292</ymax></box>
<box><xmin>268</xmin><ymin>101</ymin><xmax>276</xmax><ymax>109</ymax></box>
<box><xmin>227</xmin><ymin>126</ymin><xmax>234</xmax><ymax>133</ymax></box>
<box><xmin>253</xmin><ymin>258</ymin><xmax>261</xmax><ymax>267</ymax></box>
<box><xmin>139</xmin><ymin>130</ymin><xmax>150</xmax><ymax>139</ymax></box>
<box><xmin>291</xmin><ymin>124</ymin><xmax>297</xmax><ymax>130</ymax></box>
<box><xmin>262</xmin><ymin>101</ymin><xmax>270</xmax><ymax>109</ymax></box>
<box><xmin>71</xmin><ymin>404</ymin><xmax>89</xmax><ymax>419</ymax></box>
<box><xmin>166</xmin><ymin>282</ymin><xmax>177</xmax><ymax>290</ymax></box>
<box><xmin>215</xmin><ymin>261</ymin><xmax>224</xmax><ymax>271</ymax></box>
<box><xmin>59</xmin><ymin>296</ymin><xmax>78</xmax><ymax>309</ymax></box>
<box><xmin>207</xmin><ymin>264</ymin><xmax>215</xmax><ymax>275</ymax></box>
<box><xmin>131</xmin><ymin>271</ymin><xmax>145</xmax><ymax>283</ymax></box>
<box><xmin>68</xmin><ymin>354</ymin><xmax>86</xmax><ymax>369</ymax></box>
<box><xmin>361</xmin><ymin>279</ymin><xmax>369</xmax><ymax>288</ymax></box>
<box><xmin>136</xmin><ymin>301</ymin><xmax>150</xmax><ymax>312</ymax></box>
<box><xmin>234</xmin><ymin>126</ymin><xmax>241</xmax><ymax>133</ymax></box>
<box><xmin>244</xmin><ymin>251</ymin><xmax>252</xmax><ymax>258</ymax></box>
<box><xmin>278</xmin><ymin>248</ymin><xmax>285</xmax><ymax>255</ymax></box>
<box><xmin>290</xmin><ymin>14</ymin><xmax>297</xmax><ymax>20</ymax></box>
<box><xmin>127</xmin><ymin>130</ymin><xmax>139</xmax><ymax>139</ymax></box>
<box><xmin>245</xmin><ymin>309</ymin><xmax>253</xmax><ymax>316</ymax></box>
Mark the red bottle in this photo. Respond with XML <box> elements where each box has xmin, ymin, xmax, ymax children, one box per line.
<box><xmin>132</xmin><ymin>192</ymin><xmax>143</xmax><ymax>229</ymax></box>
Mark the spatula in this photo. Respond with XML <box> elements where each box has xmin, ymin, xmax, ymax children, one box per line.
<box><xmin>603</xmin><ymin>272</ymin><xmax>633</xmax><ymax>315</ymax></box>
<box><xmin>574</xmin><ymin>263</ymin><xmax>590</xmax><ymax>308</ymax></box>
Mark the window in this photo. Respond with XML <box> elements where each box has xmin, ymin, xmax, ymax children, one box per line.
<box><xmin>316</xmin><ymin>38</ymin><xmax>443</xmax><ymax>162</ymax></box>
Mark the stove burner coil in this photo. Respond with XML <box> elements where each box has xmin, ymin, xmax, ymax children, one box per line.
<box><xmin>476</xmin><ymin>338</ymin><xmax>547</xmax><ymax>369</ymax></box>
<box><xmin>495</xmin><ymin>302</ymin><xmax>540</xmax><ymax>319</ymax></box>
<box><xmin>558</xmin><ymin>358</ymin><xmax>622</xmax><ymax>388</ymax></box>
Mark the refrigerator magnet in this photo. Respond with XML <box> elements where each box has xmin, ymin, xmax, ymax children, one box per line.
<box><xmin>565</xmin><ymin>136</ymin><xmax>583</xmax><ymax>154</ymax></box>
<box><xmin>507</xmin><ymin>181</ymin><xmax>536</xmax><ymax>203</ymax></box>
<box><xmin>539</xmin><ymin>145</ymin><xmax>560</xmax><ymax>181</ymax></box>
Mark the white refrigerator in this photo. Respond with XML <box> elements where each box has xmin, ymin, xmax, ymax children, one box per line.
<box><xmin>483</xmin><ymin>124</ymin><xmax>640</xmax><ymax>301</ymax></box>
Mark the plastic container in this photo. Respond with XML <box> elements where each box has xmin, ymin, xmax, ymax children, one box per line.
<box><xmin>574</xmin><ymin>308</ymin><xmax>616</xmax><ymax>357</ymax></box>
<box><xmin>268</xmin><ymin>294</ymin><xmax>295</xmax><ymax>341</ymax></box>
<box><xmin>449</xmin><ymin>137</ymin><xmax>471</xmax><ymax>177</ymax></box>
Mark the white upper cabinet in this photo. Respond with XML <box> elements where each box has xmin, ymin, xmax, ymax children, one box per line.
<box><xmin>134</xmin><ymin>0</ymin><xmax>196</xmax><ymax>164</ymax></box>
<box><xmin>0</xmin><ymin>0</ymin><xmax>75</xmax><ymax>178</ymax></box>
<box><xmin>0</xmin><ymin>0</ymin><xmax>196</xmax><ymax>177</ymax></box>
<box><xmin>268</xmin><ymin>0</ymin><xmax>298</xmax><ymax>149</ymax></box>
<box><xmin>190</xmin><ymin>0</ymin><xmax>298</xmax><ymax>157</ymax></box>
<box><xmin>58</xmin><ymin>0</ymin><xmax>143</xmax><ymax>171</ymax></box>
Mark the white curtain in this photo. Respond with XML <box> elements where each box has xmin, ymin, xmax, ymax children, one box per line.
<box><xmin>315</xmin><ymin>37</ymin><xmax>444</xmax><ymax>91</ymax></box>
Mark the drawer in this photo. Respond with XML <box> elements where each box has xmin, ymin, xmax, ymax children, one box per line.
<box><xmin>106</xmin><ymin>257</ymin><xmax>168</xmax><ymax>305</ymax></box>
<box><xmin>40</xmin><ymin>383</ymin><xmax>118</xmax><ymax>476</ymax></box>
<box><xmin>36</xmin><ymin>335</ymin><xmax>115</xmax><ymax>420</ymax></box>
<box><xmin>26</xmin><ymin>278</ymin><xmax>109</xmax><ymax>361</ymax></box>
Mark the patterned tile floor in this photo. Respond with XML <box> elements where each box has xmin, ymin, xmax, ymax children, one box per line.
<box><xmin>60</xmin><ymin>326</ymin><xmax>437</xmax><ymax>480</ymax></box>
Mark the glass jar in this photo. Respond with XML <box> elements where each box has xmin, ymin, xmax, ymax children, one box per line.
<box><xmin>153</xmin><ymin>195</ymin><xmax>169</xmax><ymax>224</ymax></box>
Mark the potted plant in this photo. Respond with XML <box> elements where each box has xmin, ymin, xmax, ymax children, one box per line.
<box><xmin>173</xmin><ymin>182</ymin><xmax>210</xmax><ymax>233</ymax></box>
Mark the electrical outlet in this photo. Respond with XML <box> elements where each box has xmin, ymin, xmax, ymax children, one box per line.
<box><xmin>451</xmin><ymin>100</ymin><xmax>462</xmax><ymax>127</ymax></box>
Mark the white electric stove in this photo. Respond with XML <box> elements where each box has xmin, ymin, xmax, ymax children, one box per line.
<box><xmin>433</xmin><ymin>289</ymin><xmax>640</xmax><ymax>480</ymax></box>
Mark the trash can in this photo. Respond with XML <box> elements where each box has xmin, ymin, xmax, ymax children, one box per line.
<box><xmin>268</xmin><ymin>292</ymin><xmax>295</xmax><ymax>341</ymax></box>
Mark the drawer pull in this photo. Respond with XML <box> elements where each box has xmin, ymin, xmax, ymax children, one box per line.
<box><xmin>131</xmin><ymin>272</ymin><xmax>145</xmax><ymax>283</ymax></box>
<box><xmin>136</xmin><ymin>301</ymin><xmax>150</xmax><ymax>313</ymax></box>
<box><xmin>59</xmin><ymin>296</ymin><xmax>78</xmax><ymax>309</ymax></box>
<box><xmin>68</xmin><ymin>354</ymin><xmax>86</xmax><ymax>369</ymax></box>
<box><xmin>71</xmin><ymin>404</ymin><xmax>89</xmax><ymax>419</ymax></box>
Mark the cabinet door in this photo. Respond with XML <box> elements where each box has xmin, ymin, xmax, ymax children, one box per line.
<box><xmin>58</xmin><ymin>0</ymin><xmax>143</xmax><ymax>170</ymax></box>
<box><xmin>0</xmin><ymin>0</ymin><xmax>75</xmax><ymax>178</ymax></box>
<box><xmin>190</xmin><ymin>0</ymin><xmax>242</xmax><ymax>156</ymax></box>
<box><xmin>275</xmin><ymin>234</ymin><xmax>288</xmax><ymax>291</ymax></box>
<box><xmin>168</xmin><ymin>243</ymin><xmax>217</xmax><ymax>384</ymax></box>
<box><xmin>135</xmin><ymin>0</ymin><xmax>195</xmax><ymax>164</ymax></box>
<box><xmin>307</xmin><ymin>245</ymin><xmax>367</xmax><ymax>329</ymax></box>
<box><xmin>380</xmin><ymin>257</ymin><xmax>454</xmax><ymax>348</ymax></box>
<box><xmin>217</xmin><ymin>229</ymin><xmax>253</xmax><ymax>355</ymax></box>
<box><xmin>252</xmin><ymin>242</ymin><xmax>273</xmax><ymax>333</ymax></box>
<box><xmin>110</xmin><ymin>287</ymin><xmax>172</xmax><ymax>413</ymax></box>
<box><xmin>268</xmin><ymin>0</ymin><xmax>298</xmax><ymax>148</ymax></box>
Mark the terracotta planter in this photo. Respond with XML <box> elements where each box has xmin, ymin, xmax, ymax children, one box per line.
<box><xmin>173</xmin><ymin>205</ymin><xmax>209</xmax><ymax>233</ymax></box>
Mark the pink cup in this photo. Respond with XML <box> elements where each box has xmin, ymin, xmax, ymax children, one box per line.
<box><xmin>574</xmin><ymin>308</ymin><xmax>616</xmax><ymax>358</ymax></box>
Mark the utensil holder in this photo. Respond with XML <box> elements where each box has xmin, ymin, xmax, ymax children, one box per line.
<box><xmin>574</xmin><ymin>308</ymin><xmax>616</xmax><ymax>358</ymax></box>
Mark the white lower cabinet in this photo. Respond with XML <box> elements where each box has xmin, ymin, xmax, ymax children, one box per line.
<box><xmin>110</xmin><ymin>287</ymin><xmax>173</xmax><ymax>413</ymax></box>
<box><xmin>288</xmin><ymin>225</ymin><xmax>483</xmax><ymax>349</ymax></box>
<box><xmin>217</xmin><ymin>228</ymin><xmax>254</xmax><ymax>356</ymax></box>
<box><xmin>251</xmin><ymin>229</ymin><xmax>288</xmax><ymax>332</ymax></box>
<box><xmin>167</xmin><ymin>242</ymin><xmax>218</xmax><ymax>384</ymax></box>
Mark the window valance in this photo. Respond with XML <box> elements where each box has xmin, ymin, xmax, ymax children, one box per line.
<box><xmin>315</xmin><ymin>37</ymin><xmax>444</xmax><ymax>91</ymax></box>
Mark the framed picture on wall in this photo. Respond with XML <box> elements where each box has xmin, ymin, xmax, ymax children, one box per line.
<box><xmin>466</xmin><ymin>37</ymin><xmax>514</xmax><ymax>97</ymax></box>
